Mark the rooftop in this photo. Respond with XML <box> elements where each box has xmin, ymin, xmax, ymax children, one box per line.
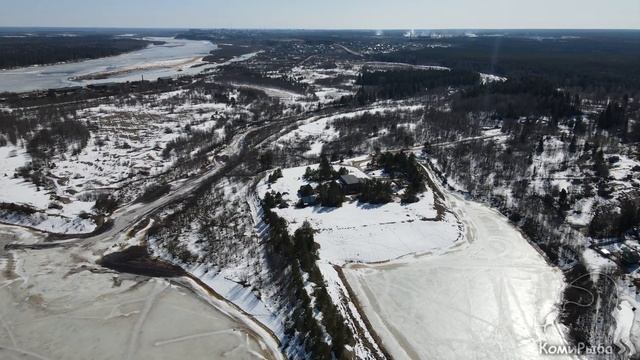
<box><xmin>339</xmin><ymin>174</ymin><xmax>362</xmax><ymax>185</ymax></box>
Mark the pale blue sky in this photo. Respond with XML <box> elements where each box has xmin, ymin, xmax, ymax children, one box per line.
<box><xmin>0</xmin><ymin>0</ymin><xmax>638</xmax><ymax>29</ymax></box>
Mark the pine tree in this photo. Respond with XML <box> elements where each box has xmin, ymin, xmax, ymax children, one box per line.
<box><xmin>293</xmin><ymin>221</ymin><xmax>317</xmax><ymax>271</ymax></box>
<box><xmin>268</xmin><ymin>168</ymin><xmax>282</xmax><ymax>183</ymax></box>
<box><xmin>318</xmin><ymin>155</ymin><xmax>333</xmax><ymax>181</ymax></box>
<box><xmin>594</xmin><ymin>149</ymin><xmax>609</xmax><ymax>179</ymax></box>
<box><xmin>359</xmin><ymin>179</ymin><xmax>393</xmax><ymax>204</ymax></box>
<box><xmin>558</xmin><ymin>188</ymin><xmax>569</xmax><ymax>212</ymax></box>
<box><xmin>618</xmin><ymin>197</ymin><xmax>640</xmax><ymax>235</ymax></box>
<box><xmin>258</xmin><ymin>151</ymin><xmax>274</xmax><ymax>170</ymax></box>
<box><xmin>536</xmin><ymin>138</ymin><xmax>544</xmax><ymax>155</ymax></box>
<box><xmin>569</xmin><ymin>135</ymin><xmax>577</xmax><ymax>153</ymax></box>
<box><xmin>298</xmin><ymin>184</ymin><xmax>314</xmax><ymax>197</ymax></box>
<box><xmin>318</xmin><ymin>181</ymin><xmax>344</xmax><ymax>207</ymax></box>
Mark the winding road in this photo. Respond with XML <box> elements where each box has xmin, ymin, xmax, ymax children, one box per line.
<box><xmin>0</xmin><ymin>114</ymin><xmax>302</xmax><ymax>360</ymax></box>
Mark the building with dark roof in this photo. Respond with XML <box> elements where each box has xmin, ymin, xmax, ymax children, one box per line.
<box><xmin>339</xmin><ymin>174</ymin><xmax>363</xmax><ymax>194</ymax></box>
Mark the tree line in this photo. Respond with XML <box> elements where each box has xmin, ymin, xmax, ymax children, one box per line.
<box><xmin>262</xmin><ymin>193</ymin><xmax>354</xmax><ymax>359</ymax></box>
<box><xmin>353</xmin><ymin>68</ymin><xmax>479</xmax><ymax>102</ymax></box>
<box><xmin>0</xmin><ymin>36</ymin><xmax>151</xmax><ymax>69</ymax></box>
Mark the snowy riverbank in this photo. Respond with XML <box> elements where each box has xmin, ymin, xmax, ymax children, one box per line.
<box><xmin>343</xmin><ymin>165</ymin><xmax>571</xmax><ymax>359</ymax></box>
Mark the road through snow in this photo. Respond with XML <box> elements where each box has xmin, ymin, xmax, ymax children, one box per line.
<box><xmin>0</xmin><ymin>120</ymin><xmax>292</xmax><ymax>359</ymax></box>
<box><xmin>344</xmin><ymin>164</ymin><xmax>571</xmax><ymax>360</ymax></box>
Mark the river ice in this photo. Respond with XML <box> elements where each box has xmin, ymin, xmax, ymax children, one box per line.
<box><xmin>0</xmin><ymin>224</ymin><xmax>273</xmax><ymax>360</ymax></box>
<box><xmin>0</xmin><ymin>37</ymin><xmax>216</xmax><ymax>93</ymax></box>
<box><xmin>344</xmin><ymin>171</ymin><xmax>571</xmax><ymax>360</ymax></box>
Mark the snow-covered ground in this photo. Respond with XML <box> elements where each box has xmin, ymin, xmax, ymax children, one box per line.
<box><xmin>0</xmin><ymin>88</ymin><xmax>250</xmax><ymax>233</ymax></box>
<box><xmin>343</xmin><ymin>166</ymin><xmax>570</xmax><ymax>360</ymax></box>
<box><xmin>364</xmin><ymin>61</ymin><xmax>450</xmax><ymax>72</ymax></box>
<box><xmin>0</xmin><ymin>145</ymin><xmax>51</xmax><ymax>208</ymax></box>
<box><xmin>614</xmin><ymin>275</ymin><xmax>640</xmax><ymax>358</ymax></box>
<box><xmin>290</xmin><ymin>64</ymin><xmax>358</xmax><ymax>104</ymax></box>
<box><xmin>229</xmin><ymin>83</ymin><xmax>305</xmax><ymax>102</ymax></box>
<box><xmin>275</xmin><ymin>104</ymin><xmax>424</xmax><ymax>157</ymax></box>
<box><xmin>145</xmin><ymin>178</ymin><xmax>289</xmax><ymax>356</ymax></box>
<box><xmin>255</xmin><ymin>160</ymin><xmax>569</xmax><ymax>359</ymax></box>
<box><xmin>256</xmin><ymin>164</ymin><xmax>461</xmax><ymax>264</ymax></box>
<box><xmin>0</xmin><ymin>145</ymin><xmax>97</xmax><ymax>233</ymax></box>
<box><xmin>480</xmin><ymin>73</ymin><xmax>508</xmax><ymax>84</ymax></box>
<box><xmin>255</xmin><ymin>160</ymin><xmax>462</xmax><ymax>357</ymax></box>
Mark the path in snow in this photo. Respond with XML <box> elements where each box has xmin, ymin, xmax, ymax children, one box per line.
<box><xmin>344</xmin><ymin>165</ymin><xmax>571</xmax><ymax>360</ymax></box>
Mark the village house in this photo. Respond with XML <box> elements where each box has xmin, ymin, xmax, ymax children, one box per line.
<box><xmin>339</xmin><ymin>174</ymin><xmax>363</xmax><ymax>194</ymax></box>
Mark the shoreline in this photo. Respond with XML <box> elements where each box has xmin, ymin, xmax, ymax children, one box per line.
<box><xmin>69</xmin><ymin>56</ymin><xmax>205</xmax><ymax>81</ymax></box>
<box><xmin>0</xmin><ymin>38</ymin><xmax>156</xmax><ymax>72</ymax></box>
<box><xmin>0</xmin><ymin>37</ymin><xmax>216</xmax><ymax>92</ymax></box>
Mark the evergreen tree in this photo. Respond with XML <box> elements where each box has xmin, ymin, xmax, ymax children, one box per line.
<box><xmin>569</xmin><ymin>135</ymin><xmax>577</xmax><ymax>153</ymax></box>
<box><xmin>593</xmin><ymin>149</ymin><xmax>609</xmax><ymax>179</ymax></box>
<box><xmin>303</xmin><ymin>166</ymin><xmax>314</xmax><ymax>180</ymax></box>
<box><xmin>597</xmin><ymin>101</ymin><xmax>626</xmax><ymax>131</ymax></box>
<box><xmin>359</xmin><ymin>179</ymin><xmax>393</xmax><ymax>204</ymax></box>
<box><xmin>401</xmin><ymin>183</ymin><xmax>420</xmax><ymax>204</ymax></box>
<box><xmin>558</xmin><ymin>188</ymin><xmax>569</xmax><ymax>212</ymax></box>
<box><xmin>618</xmin><ymin>196</ymin><xmax>640</xmax><ymax>235</ymax></box>
<box><xmin>318</xmin><ymin>155</ymin><xmax>333</xmax><ymax>181</ymax></box>
<box><xmin>267</xmin><ymin>168</ymin><xmax>282</xmax><ymax>183</ymax></box>
<box><xmin>293</xmin><ymin>221</ymin><xmax>318</xmax><ymax>271</ymax></box>
<box><xmin>536</xmin><ymin>138</ymin><xmax>544</xmax><ymax>154</ymax></box>
<box><xmin>298</xmin><ymin>184</ymin><xmax>314</xmax><ymax>197</ymax></box>
<box><xmin>318</xmin><ymin>181</ymin><xmax>344</xmax><ymax>207</ymax></box>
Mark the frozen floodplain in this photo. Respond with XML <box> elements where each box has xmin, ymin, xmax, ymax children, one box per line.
<box><xmin>0</xmin><ymin>225</ymin><xmax>275</xmax><ymax>360</ymax></box>
<box><xmin>344</xmin><ymin>171</ymin><xmax>571</xmax><ymax>360</ymax></box>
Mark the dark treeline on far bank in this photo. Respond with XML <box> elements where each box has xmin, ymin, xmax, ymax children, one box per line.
<box><xmin>0</xmin><ymin>36</ymin><xmax>152</xmax><ymax>69</ymax></box>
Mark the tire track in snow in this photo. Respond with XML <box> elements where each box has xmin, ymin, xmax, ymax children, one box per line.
<box><xmin>124</xmin><ymin>280</ymin><xmax>166</xmax><ymax>360</ymax></box>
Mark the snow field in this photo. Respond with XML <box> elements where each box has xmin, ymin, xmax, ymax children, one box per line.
<box><xmin>275</xmin><ymin>104</ymin><xmax>425</xmax><ymax>157</ymax></box>
<box><xmin>0</xmin><ymin>145</ymin><xmax>96</xmax><ymax>233</ymax></box>
<box><xmin>0</xmin><ymin>145</ymin><xmax>51</xmax><ymax>208</ymax></box>
<box><xmin>257</xmin><ymin>164</ymin><xmax>461</xmax><ymax>264</ymax></box>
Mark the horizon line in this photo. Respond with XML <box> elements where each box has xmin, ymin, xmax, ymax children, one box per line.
<box><xmin>1</xmin><ymin>26</ymin><xmax>639</xmax><ymax>31</ymax></box>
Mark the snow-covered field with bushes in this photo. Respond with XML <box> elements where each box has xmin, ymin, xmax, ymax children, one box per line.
<box><xmin>256</xmin><ymin>163</ymin><xmax>461</xmax><ymax>264</ymax></box>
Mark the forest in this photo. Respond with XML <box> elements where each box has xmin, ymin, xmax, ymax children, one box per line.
<box><xmin>373</xmin><ymin>33</ymin><xmax>640</xmax><ymax>93</ymax></box>
<box><xmin>354</xmin><ymin>68</ymin><xmax>479</xmax><ymax>101</ymax></box>
<box><xmin>453</xmin><ymin>76</ymin><xmax>582</xmax><ymax>119</ymax></box>
<box><xmin>0</xmin><ymin>35</ymin><xmax>151</xmax><ymax>69</ymax></box>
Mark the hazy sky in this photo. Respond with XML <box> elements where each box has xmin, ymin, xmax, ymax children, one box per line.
<box><xmin>1</xmin><ymin>0</ymin><xmax>638</xmax><ymax>29</ymax></box>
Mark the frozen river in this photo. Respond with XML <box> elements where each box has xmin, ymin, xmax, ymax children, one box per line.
<box><xmin>0</xmin><ymin>224</ymin><xmax>277</xmax><ymax>360</ymax></box>
<box><xmin>0</xmin><ymin>37</ymin><xmax>216</xmax><ymax>93</ymax></box>
<box><xmin>344</xmin><ymin>165</ymin><xmax>572</xmax><ymax>360</ymax></box>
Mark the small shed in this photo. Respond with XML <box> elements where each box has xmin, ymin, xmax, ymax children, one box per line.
<box><xmin>339</xmin><ymin>174</ymin><xmax>363</xmax><ymax>194</ymax></box>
